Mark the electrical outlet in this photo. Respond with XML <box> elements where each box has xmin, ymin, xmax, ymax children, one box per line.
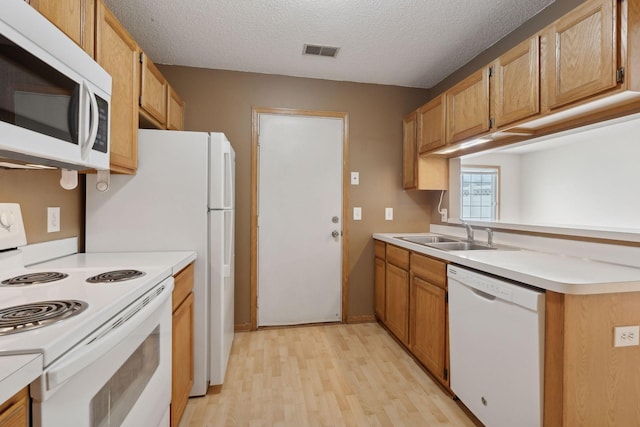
<box><xmin>385</xmin><ymin>207</ymin><xmax>393</xmax><ymax>221</ymax></box>
<box><xmin>353</xmin><ymin>207</ymin><xmax>362</xmax><ymax>221</ymax></box>
<box><xmin>614</xmin><ymin>325</ymin><xmax>640</xmax><ymax>347</ymax></box>
<box><xmin>441</xmin><ymin>209</ymin><xmax>448</xmax><ymax>222</ymax></box>
<box><xmin>350</xmin><ymin>172</ymin><xmax>359</xmax><ymax>185</ymax></box>
<box><xmin>47</xmin><ymin>207</ymin><xmax>60</xmax><ymax>233</ymax></box>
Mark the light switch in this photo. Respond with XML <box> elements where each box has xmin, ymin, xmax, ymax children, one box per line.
<box><xmin>353</xmin><ymin>207</ymin><xmax>362</xmax><ymax>221</ymax></box>
<box><xmin>385</xmin><ymin>207</ymin><xmax>393</xmax><ymax>221</ymax></box>
<box><xmin>351</xmin><ymin>172</ymin><xmax>359</xmax><ymax>185</ymax></box>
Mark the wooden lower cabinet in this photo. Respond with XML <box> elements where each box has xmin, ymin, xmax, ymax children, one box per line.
<box><xmin>410</xmin><ymin>275</ymin><xmax>448</xmax><ymax>387</ymax></box>
<box><xmin>384</xmin><ymin>244</ymin><xmax>410</xmax><ymax>345</ymax></box>
<box><xmin>171</xmin><ymin>263</ymin><xmax>195</xmax><ymax>427</ymax></box>
<box><xmin>0</xmin><ymin>387</ymin><xmax>29</xmax><ymax>427</ymax></box>
<box><xmin>374</xmin><ymin>241</ymin><xmax>386</xmax><ymax>321</ymax></box>
<box><xmin>375</xmin><ymin>240</ymin><xmax>450</xmax><ymax>391</ymax></box>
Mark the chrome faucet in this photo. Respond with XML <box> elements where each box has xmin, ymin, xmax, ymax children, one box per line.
<box><xmin>462</xmin><ymin>221</ymin><xmax>474</xmax><ymax>242</ymax></box>
<box><xmin>485</xmin><ymin>227</ymin><xmax>494</xmax><ymax>247</ymax></box>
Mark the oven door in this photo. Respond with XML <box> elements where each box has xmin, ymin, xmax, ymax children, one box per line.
<box><xmin>30</xmin><ymin>278</ymin><xmax>174</xmax><ymax>427</ymax></box>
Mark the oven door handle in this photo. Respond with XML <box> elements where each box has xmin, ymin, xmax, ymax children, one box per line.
<box><xmin>45</xmin><ymin>278</ymin><xmax>174</xmax><ymax>391</ymax></box>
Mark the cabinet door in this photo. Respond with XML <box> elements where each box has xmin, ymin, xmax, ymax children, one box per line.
<box><xmin>544</xmin><ymin>0</ymin><xmax>617</xmax><ymax>109</ymax></box>
<box><xmin>494</xmin><ymin>36</ymin><xmax>540</xmax><ymax>128</ymax></box>
<box><xmin>0</xmin><ymin>387</ymin><xmax>29</xmax><ymax>427</ymax></box>
<box><xmin>166</xmin><ymin>86</ymin><xmax>185</xmax><ymax>131</ymax></box>
<box><xmin>140</xmin><ymin>53</ymin><xmax>168</xmax><ymax>128</ymax></box>
<box><xmin>96</xmin><ymin>0</ymin><xmax>140</xmax><ymax>174</ymax></box>
<box><xmin>171</xmin><ymin>292</ymin><xmax>194</xmax><ymax>427</ymax></box>
<box><xmin>402</xmin><ymin>112</ymin><xmax>417</xmax><ymax>190</ymax></box>
<box><xmin>30</xmin><ymin>0</ymin><xmax>95</xmax><ymax>56</ymax></box>
<box><xmin>446</xmin><ymin>68</ymin><xmax>491</xmax><ymax>144</ymax></box>
<box><xmin>374</xmin><ymin>257</ymin><xmax>386</xmax><ymax>321</ymax></box>
<box><xmin>417</xmin><ymin>95</ymin><xmax>446</xmax><ymax>153</ymax></box>
<box><xmin>410</xmin><ymin>276</ymin><xmax>447</xmax><ymax>386</ymax></box>
<box><xmin>385</xmin><ymin>263</ymin><xmax>409</xmax><ymax>345</ymax></box>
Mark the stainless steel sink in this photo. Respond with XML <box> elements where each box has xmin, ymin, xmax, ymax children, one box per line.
<box><xmin>426</xmin><ymin>241</ymin><xmax>497</xmax><ymax>251</ymax></box>
<box><xmin>398</xmin><ymin>235</ymin><xmax>459</xmax><ymax>245</ymax></box>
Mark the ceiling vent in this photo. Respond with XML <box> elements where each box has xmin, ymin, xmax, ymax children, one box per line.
<box><xmin>303</xmin><ymin>44</ymin><xmax>340</xmax><ymax>58</ymax></box>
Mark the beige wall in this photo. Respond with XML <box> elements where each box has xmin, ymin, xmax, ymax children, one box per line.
<box><xmin>157</xmin><ymin>66</ymin><xmax>430</xmax><ymax>326</ymax></box>
<box><xmin>0</xmin><ymin>169</ymin><xmax>83</xmax><ymax>248</ymax></box>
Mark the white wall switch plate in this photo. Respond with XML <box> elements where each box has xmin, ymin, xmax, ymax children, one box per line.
<box><xmin>614</xmin><ymin>325</ymin><xmax>640</xmax><ymax>347</ymax></box>
<box><xmin>353</xmin><ymin>207</ymin><xmax>362</xmax><ymax>221</ymax></box>
<box><xmin>385</xmin><ymin>207</ymin><xmax>393</xmax><ymax>220</ymax></box>
<box><xmin>47</xmin><ymin>207</ymin><xmax>60</xmax><ymax>233</ymax></box>
<box><xmin>350</xmin><ymin>172</ymin><xmax>359</xmax><ymax>185</ymax></box>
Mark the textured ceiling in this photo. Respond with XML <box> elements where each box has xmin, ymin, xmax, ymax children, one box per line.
<box><xmin>103</xmin><ymin>0</ymin><xmax>555</xmax><ymax>89</ymax></box>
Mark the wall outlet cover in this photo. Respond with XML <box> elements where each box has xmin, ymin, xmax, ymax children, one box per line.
<box><xmin>47</xmin><ymin>207</ymin><xmax>60</xmax><ymax>233</ymax></box>
<box><xmin>614</xmin><ymin>325</ymin><xmax>640</xmax><ymax>347</ymax></box>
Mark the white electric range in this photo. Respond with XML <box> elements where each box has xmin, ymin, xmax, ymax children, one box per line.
<box><xmin>0</xmin><ymin>203</ymin><xmax>195</xmax><ymax>427</ymax></box>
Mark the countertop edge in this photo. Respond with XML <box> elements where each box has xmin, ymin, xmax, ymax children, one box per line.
<box><xmin>0</xmin><ymin>354</ymin><xmax>42</xmax><ymax>404</ymax></box>
<box><xmin>373</xmin><ymin>233</ymin><xmax>640</xmax><ymax>295</ymax></box>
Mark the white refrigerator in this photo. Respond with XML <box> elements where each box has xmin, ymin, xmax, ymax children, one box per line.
<box><xmin>85</xmin><ymin>129</ymin><xmax>235</xmax><ymax>396</ymax></box>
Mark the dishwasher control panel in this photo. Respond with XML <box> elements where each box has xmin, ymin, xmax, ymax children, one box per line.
<box><xmin>448</xmin><ymin>265</ymin><xmax>543</xmax><ymax>311</ymax></box>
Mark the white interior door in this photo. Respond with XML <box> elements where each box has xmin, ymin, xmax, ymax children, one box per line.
<box><xmin>258</xmin><ymin>113</ymin><xmax>343</xmax><ymax>326</ymax></box>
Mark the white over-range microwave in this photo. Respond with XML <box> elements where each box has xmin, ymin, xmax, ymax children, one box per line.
<box><xmin>0</xmin><ymin>0</ymin><xmax>111</xmax><ymax>172</ymax></box>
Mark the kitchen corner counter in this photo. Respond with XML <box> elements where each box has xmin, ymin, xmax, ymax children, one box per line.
<box><xmin>0</xmin><ymin>354</ymin><xmax>41</xmax><ymax>404</ymax></box>
<box><xmin>373</xmin><ymin>233</ymin><xmax>640</xmax><ymax>295</ymax></box>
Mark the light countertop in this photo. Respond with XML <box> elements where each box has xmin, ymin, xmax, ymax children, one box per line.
<box><xmin>373</xmin><ymin>233</ymin><xmax>640</xmax><ymax>295</ymax></box>
<box><xmin>37</xmin><ymin>251</ymin><xmax>197</xmax><ymax>276</ymax></box>
<box><xmin>0</xmin><ymin>354</ymin><xmax>41</xmax><ymax>404</ymax></box>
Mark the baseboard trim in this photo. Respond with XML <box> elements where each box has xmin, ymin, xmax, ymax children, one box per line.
<box><xmin>234</xmin><ymin>322</ymin><xmax>251</xmax><ymax>332</ymax></box>
<box><xmin>346</xmin><ymin>315</ymin><xmax>376</xmax><ymax>324</ymax></box>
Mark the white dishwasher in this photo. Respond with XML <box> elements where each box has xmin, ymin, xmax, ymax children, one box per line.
<box><xmin>448</xmin><ymin>265</ymin><xmax>545</xmax><ymax>427</ymax></box>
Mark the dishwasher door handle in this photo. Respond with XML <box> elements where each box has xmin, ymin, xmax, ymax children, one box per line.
<box><xmin>471</xmin><ymin>287</ymin><xmax>496</xmax><ymax>301</ymax></box>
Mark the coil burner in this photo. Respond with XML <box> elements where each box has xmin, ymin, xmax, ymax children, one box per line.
<box><xmin>86</xmin><ymin>270</ymin><xmax>146</xmax><ymax>283</ymax></box>
<box><xmin>0</xmin><ymin>300</ymin><xmax>88</xmax><ymax>336</ymax></box>
<box><xmin>1</xmin><ymin>272</ymin><xmax>69</xmax><ymax>286</ymax></box>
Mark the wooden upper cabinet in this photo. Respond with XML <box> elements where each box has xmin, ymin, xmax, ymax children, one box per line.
<box><xmin>417</xmin><ymin>95</ymin><xmax>446</xmax><ymax>153</ymax></box>
<box><xmin>166</xmin><ymin>86</ymin><xmax>185</xmax><ymax>131</ymax></box>
<box><xmin>30</xmin><ymin>0</ymin><xmax>95</xmax><ymax>56</ymax></box>
<box><xmin>140</xmin><ymin>53</ymin><xmax>168</xmax><ymax>128</ymax></box>
<box><xmin>493</xmin><ymin>36</ymin><xmax>540</xmax><ymax>128</ymax></box>
<box><xmin>446</xmin><ymin>68</ymin><xmax>491</xmax><ymax>144</ymax></box>
<box><xmin>96</xmin><ymin>0</ymin><xmax>140</xmax><ymax>174</ymax></box>
<box><xmin>543</xmin><ymin>0</ymin><xmax>617</xmax><ymax>109</ymax></box>
<box><xmin>402</xmin><ymin>112</ymin><xmax>418</xmax><ymax>190</ymax></box>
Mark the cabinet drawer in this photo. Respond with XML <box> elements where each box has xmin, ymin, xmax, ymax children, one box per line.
<box><xmin>411</xmin><ymin>253</ymin><xmax>447</xmax><ymax>289</ymax></box>
<box><xmin>173</xmin><ymin>262</ymin><xmax>194</xmax><ymax>312</ymax></box>
<box><xmin>387</xmin><ymin>245</ymin><xmax>409</xmax><ymax>270</ymax></box>
<box><xmin>374</xmin><ymin>240</ymin><xmax>386</xmax><ymax>260</ymax></box>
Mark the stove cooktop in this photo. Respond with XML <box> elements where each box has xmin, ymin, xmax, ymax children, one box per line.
<box><xmin>0</xmin><ymin>252</ymin><xmax>171</xmax><ymax>367</ymax></box>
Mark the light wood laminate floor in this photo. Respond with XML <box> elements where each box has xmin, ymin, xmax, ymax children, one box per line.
<box><xmin>179</xmin><ymin>322</ymin><xmax>476</xmax><ymax>426</ymax></box>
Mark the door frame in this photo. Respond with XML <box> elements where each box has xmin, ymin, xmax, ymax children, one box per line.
<box><xmin>250</xmin><ymin>107</ymin><xmax>349</xmax><ymax>330</ymax></box>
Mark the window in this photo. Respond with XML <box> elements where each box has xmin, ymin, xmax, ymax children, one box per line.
<box><xmin>461</xmin><ymin>167</ymin><xmax>499</xmax><ymax>221</ymax></box>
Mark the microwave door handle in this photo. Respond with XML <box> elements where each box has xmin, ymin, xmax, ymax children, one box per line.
<box><xmin>81</xmin><ymin>80</ymin><xmax>99</xmax><ymax>161</ymax></box>
<box><xmin>45</xmin><ymin>280</ymin><xmax>172</xmax><ymax>391</ymax></box>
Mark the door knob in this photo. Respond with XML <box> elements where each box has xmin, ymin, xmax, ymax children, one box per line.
<box><xmin>331</xmin><ymin>230</ymin><xmax>340</xmax><ymax>238</ymax></box>
<box><xmin>332</xmin><ymin>216</ymin><xmax>339</xmax><ymax>223</ymax></box>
